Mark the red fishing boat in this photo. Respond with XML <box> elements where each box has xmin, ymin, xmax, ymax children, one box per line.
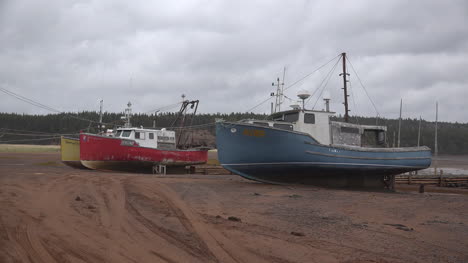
<box><xmin>80</xmin><ymin>101</ymin><xmax>208</xmax><ymax>173</ymax></box>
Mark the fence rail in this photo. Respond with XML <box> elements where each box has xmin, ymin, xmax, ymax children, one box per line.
<box><xmin>396</xmin><ymin>176</ymin><xmax>468</xmax><ymax>187</ymax></box>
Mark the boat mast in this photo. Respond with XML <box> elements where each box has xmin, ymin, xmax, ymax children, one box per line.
<box><xmin>124</xmin><ymin>102</ymin><xmax>132</xmax><ymax>128</ymax></box>
<box><xmin>339</xmin><ymin>53</ymin><xmax>350</xmax><ymax>122</ymax></box>
<box><xmin>98</xmin><ymin>99</ymin><xmax>103</xmax><ymax>133</ymax></box>
<box><xmin>272</xmin><ymin>67</ymin><xmax>286</xmax><ymax>113</ymax></box>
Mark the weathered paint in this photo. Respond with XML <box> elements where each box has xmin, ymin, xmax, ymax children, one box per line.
<box><xmin>216</xmin><ymin>122</ymin><xmax>432</xmax><ymax>187</ymax></box>
<box><xmin>80</xmin><ymin>133</ymin><xmax>207</xmax><ymax>171</ymax></box>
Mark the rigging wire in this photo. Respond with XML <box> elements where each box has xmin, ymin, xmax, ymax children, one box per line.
<box><xmin>245</xmin><ymin>96</ymin><xmax>275</xmax><ymax>113</ymax></box>
<box><xmin>345</xmin><ymin>56</ymin><xmax>380</xmax><ymax>118</ymax></box>
<box><xmin>311</xmin><ymin>58</ymin><xmax>341</xmax><ymax>110</ymax></box>
<box><xmin>1</xmin><ymin>85</ymin><xmax>185</xmax><ymax>129</ymax></box>
<box><xmin>148</xmin><ymin>122</ymin><xmax>217</xmax><ymax>130</ymax></box>
<box><xmin>0</xmin><ymin>87</ymin><xmax>61</xmax><ymax>113</ymax></box>
<box><xmin>347</xmin><ymin>79</ymin><xmax>360</xmax><ymax>124</ymax></box>
<box><xmin>305</xmin><ymin>57</ymin><xmax>341</xmax><ymax>106</ymax></box>
<box><xmin>244</xmin><ymin>54</ymin><xmax>342</xmax><ymax>113</ymax></box>
<box><xmin>283</xmin><ymin>54</ymin><xmax>342</xmax><ymax>92</ymax></box>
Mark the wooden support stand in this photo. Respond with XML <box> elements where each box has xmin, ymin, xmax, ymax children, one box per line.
<box><xmin>152</xmin><ymin>164</ymin><xmax>166</xmax><ymax>175</ymax></box>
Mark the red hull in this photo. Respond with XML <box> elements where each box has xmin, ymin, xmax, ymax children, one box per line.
<box><xmin>80</xmin><ymin>133</ymin><xmax>207</xmax><ymax>169</ymax></box>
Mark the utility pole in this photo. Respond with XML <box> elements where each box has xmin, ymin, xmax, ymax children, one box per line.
<box><xmin>339</xmin><ymin>53</ymin><xmax>350</xmax><ymax>122</ymax></box>
<box><xmin>398</xmin><ymin>98</ymin><xmax>402</xmax><ymax>147</ymax></box>
<box><xmin>417</xmin><ymin>116</ymin><xmax>422</xmax><ymax>147</ymax></box>
<box><xmin>434</xmin><ymin>102</ymin><xmax>438</xmax><ymax>176</ymax></box>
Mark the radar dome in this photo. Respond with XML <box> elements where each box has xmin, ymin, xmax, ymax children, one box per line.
<box><xmin>297</xmin><ymin>90</ymin><xmax>310</xmax><ymax>100</ymax></box>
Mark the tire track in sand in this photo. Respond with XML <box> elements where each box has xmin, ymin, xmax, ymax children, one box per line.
<box><xmin>147</xmin><ymin>181</ymin><xmax>272</xmax><ymax>263</ymax></box>
<box><xmin>124</xmin><ymin>181</ymin><xmax>217</xmax><ymax>262</ymax></box>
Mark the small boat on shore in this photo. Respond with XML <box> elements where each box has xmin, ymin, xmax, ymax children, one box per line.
<box><xmin>216</xmin><ymin>53</ymin><xmax>432</xmax><ymax>189</ymax></box>
<box><xmin>80</xmin><ymin>101</ymin><xmax>208</xmax><ymax>173</ymax></box>
<box><xmin>60</xmin><ymin>136</ymin><xmax>87</xmax><ymax>169</ymax></box>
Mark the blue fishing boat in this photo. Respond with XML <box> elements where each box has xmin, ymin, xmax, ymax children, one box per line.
<box><xmin>216</xmin><ymin>53</ymin><xmax>432</xmax><ymax>189</ymax></box>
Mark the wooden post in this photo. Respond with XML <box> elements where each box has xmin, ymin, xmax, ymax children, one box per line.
<box><xmin>439</xmin><ymin>169</ymin><xmax>443</xmax><ymax>187</ymax></box>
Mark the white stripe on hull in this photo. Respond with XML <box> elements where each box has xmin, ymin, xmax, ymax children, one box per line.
<box><xmin>222</xmin><ymin>161</ymin><xmax>425</xmax><ymax>168</ymax></box>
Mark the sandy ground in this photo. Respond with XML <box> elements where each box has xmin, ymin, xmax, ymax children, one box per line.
<box><xmin>1</xmin><ymin>153</ymin><xmax>468</xmax><ymax>263</ymax></box>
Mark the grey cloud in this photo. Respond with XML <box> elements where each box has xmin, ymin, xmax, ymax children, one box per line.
<box><xmin>0</xmin><ymin>0</ymin><xmax>467</xmax><ymax>122</ymax></box>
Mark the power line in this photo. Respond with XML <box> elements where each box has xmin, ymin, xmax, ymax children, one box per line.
<box><xmin>0</xmin><ymin>86</ymin><xmax>113</xmax><ymax>124</ymax></box>
<box><xmin>0</xmin><ymin>128</ymin><xmax>63</xmax><ymax>135</ymax></box>
<box><xmin>0</xmin><ymin>131</ymin><xmax>78</xmax><ymax>137</ymax></box>
<box><xmin>0</xmin><ymin>87</ymin><xmax>61</xmax><ymax>113</ymax></box>
<box><xmin>144</xmin><ymin>102</ymin><xmax>183</xmax><ymax>114</ymax></box>
<box><xmin>0</xmin><ymin>136</ymin><xmax>61</xmax><ymax>143</ymax></box>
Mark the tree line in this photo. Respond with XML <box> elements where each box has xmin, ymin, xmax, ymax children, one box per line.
<box><xmin>0</xmin><ymin>111</ymin><xmax>467</xmax><ymax>154</ymax></box>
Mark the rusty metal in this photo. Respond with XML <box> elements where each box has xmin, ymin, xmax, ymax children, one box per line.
<box><xmin>171</xmin><ymin>99</ymin><xmax>200</xmax><ymax>149</ymax></box>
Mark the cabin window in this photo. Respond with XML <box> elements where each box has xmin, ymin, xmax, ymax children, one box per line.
<box><xmin>283</xmin><ymin>112</ymin><xmax>299</xmax><ymax>122</ymax></box>
<box><xmin>304</xmin><ymin>113</ymin><xmax>315</xmax><ymax>124</ymax></box>
<box><xmin>135</xmin><ymin>132</ymin><xmax>145</xmax><ymax>140</ymax></box>
<box><xmin>253</xmin><ymin>122</ymin><xmax>269</xmax><ymax>127</ymax></box>
<box><xmin>149</xmin><ymin>133</ymin><xmax>154</xmax><ymax>139</ymax></box>
<box><xmin>121</xmin><ymin>130</ymin><xmax>132</xmax><ymax>137</ymax></box>
<box><xmin>377</xmin><ymin>131</ymin><xmax>386</xmax><ymax>146</ymax></box>
<box><xmin>273</xmin><ymin>123</ymin><xmax>293</xmax><ymax>131</ymax></box>
<box><xmin>341</xmin><ymin>127</ymin><xmax>359</xmax><ymax>134</ymax></box>
<box><xmin>115</xmin><ymin>131</ymin><xmax>122</xmax><ymax>137</ymax></box>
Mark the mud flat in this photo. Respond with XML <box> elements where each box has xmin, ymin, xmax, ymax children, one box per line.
<box><xmin>1</xmin><ymin>152</ymin><xmax>468</xmax><ymax>263</ymax></box>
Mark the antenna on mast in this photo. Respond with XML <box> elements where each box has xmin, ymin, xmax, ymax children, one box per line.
<box><xmin>98</xmin><ymin>99</ymin><xmax>104</xmax><ymax>133</ymax></box>
<box><xmin>124</xmin><ymin>101</ymin><xmax>132</xmax><ymax>128</ymax></box>
<box><xmin>271</xmin><ymin>67</ymin><xmax>286</xmax><ymax>113</ymax></box>
<box><xmin>297</xmin><ymin>90</ymin><xmax>310</xmax><ymax>110</ymax></box>
<box><xmin>339</xmin><ymin>53</ymin><xmax>350</xmax><ymax>122</ymax></box>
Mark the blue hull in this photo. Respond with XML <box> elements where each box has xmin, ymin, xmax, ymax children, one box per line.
<box><xmin>216</xmin><ymin>122</ymin><xmax>432</xmax><ymax>187</ymax></box>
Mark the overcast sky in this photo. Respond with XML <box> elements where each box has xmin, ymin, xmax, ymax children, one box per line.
<box><xmin>1</xmin><ymin>0</ymin><xmax>467</xmax><ymax>122</ymax></box>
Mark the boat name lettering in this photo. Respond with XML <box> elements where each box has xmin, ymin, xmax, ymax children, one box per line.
<box><xmin>242</xmin><ymin>129</ymin><xmax>265</xmax><ymax>137</ymax></box>
<box><xmin>329</xmin><ymin>149</ymin><xmax>339</xmax><ymax>153</ymax></box>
